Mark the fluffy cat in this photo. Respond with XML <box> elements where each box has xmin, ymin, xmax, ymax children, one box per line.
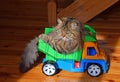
<box><xmin>39</xmin><ymin>17</ymin><xmax>84</xmax><ymax>54</ymax></box>
<box><xmin>19</xmin><ymin>17</ymin><xmax>86</xmax><ymax>73</ymax></box>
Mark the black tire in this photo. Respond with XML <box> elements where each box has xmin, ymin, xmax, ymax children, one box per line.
<box><xmin>42</xmin><ymin>61</ymin><xmax>57</xmax><ymax>76</ymax></box>
<box><xmin>87</xmin><ymin>64</ymin><xmax>102</xmax><ymax>77</ymax></box>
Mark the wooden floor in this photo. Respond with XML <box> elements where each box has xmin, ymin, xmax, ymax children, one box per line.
<box><xmin>0</xmin><ymin>1</ymin><xmax>120</xmax><ymax>82</ymax></box>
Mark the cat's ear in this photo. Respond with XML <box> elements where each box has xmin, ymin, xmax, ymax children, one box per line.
<box><xmin>57</xmin><ymin>17</ymin><xmax>68</xmax><ymax>24</ymax></box>
<box><xmin>62</xmin><ymin>17</ymin><xmax>67</xmax><ymax>21</ymax></box>
<box><xmin>57</xmin><ymin>18</ymin><xmax>62</xmax><ymax>24</ymax></box>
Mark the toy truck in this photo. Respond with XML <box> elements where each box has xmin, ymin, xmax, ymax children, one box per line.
<box><xmin>37</xmin><ymin>25</ymin><xmax>109</xmax><ymax>77</ymax></box>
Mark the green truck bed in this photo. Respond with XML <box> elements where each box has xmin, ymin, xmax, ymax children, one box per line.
<box><xmin>38</xmin><ymin>39</ymin><xmax>82</xmax><ymax>61</ymax></box>
<box><xmin>37</xmin><ymin>25</ymin><xmax>96</xmax><ymax>61</ymax></box>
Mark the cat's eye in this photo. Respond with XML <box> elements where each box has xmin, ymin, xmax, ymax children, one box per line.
<box><xmin>71</xmin><ymin>22</ymin><xmax>78</xmax><ymax>29</ymax></box>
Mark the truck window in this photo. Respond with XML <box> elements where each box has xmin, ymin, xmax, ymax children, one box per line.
<box><xmin>87</xmin><ymin>47</ymin><xmax>96</xmax><ymax>56</ymax></box>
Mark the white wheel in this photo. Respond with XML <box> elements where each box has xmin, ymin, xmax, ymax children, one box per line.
<box><xmin>42</xmin><ymin>63</ymin><xmax>56</xmax><ymax>76</ymax></box>
<box><xmin>87</xmin><ymin>64</ymin><xmax>102</xmax><ymax>77</ymax></box>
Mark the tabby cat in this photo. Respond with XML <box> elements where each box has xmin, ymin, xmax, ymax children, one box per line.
<box><xmin>39</xmin><ymin>17</ymin><xmax>85</xmax><ymax>54</ymax></box>
<box><xmin>19</xmin><ymin>17</ymin><xmax>86</xmax><ymax>73</ymax></box>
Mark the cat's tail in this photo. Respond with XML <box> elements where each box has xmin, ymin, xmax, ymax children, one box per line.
<box><xmin>19</xmin><ymin>37</ymin><xmax>40</xmax><ymax>73</ymax></box>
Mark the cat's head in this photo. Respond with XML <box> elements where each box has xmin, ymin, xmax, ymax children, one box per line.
<box><xmin>55</xmin><ymin>17</ymin><xmax>83</xmax><ymax>32</ymax></box>
<box><xmin>65</xmin><ymin>17</ymin><xmax>83</xmax><ymax>32</ymax></box>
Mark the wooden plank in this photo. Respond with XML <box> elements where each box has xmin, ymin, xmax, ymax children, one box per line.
<box><xmin>58</xmin><ymin>0</ymin><xmax>119</xmax><ymax>23</ymax></box>
<box><xmin>0</xmin><ymin>19</ymin><xmax>48</xmax><ymax>27</ymax></box>
<box><xmin>0</xmin><ymin>1</ymin><xmax>48</xmax><ymax>16</ymax></box>
<box><xmin>48</xmin><ymin>0</ymin><xmax>57</xmax><ymax>26</ymax></box>
<box><xmin>87</xmin><ymin>21</ymin><xmax>120</xmax><ymax>30</ymax></box>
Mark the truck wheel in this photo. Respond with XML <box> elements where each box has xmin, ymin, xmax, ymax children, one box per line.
<box><xmin>87</xmin><ymin>64</ymin><xmax>102</xmax><ymax>77</ymax></box>
<box><xmin>42</xmin><ymin>62</ymin><xmax>57</xmax><ymax>76</ymax></box>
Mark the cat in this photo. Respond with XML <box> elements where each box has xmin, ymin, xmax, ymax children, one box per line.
<box><xmin>39</xmin><ymin>17</ymin><xmax>85</xmax><ymax>54</ymax></box>
<box><xmin>19</xmin><ymin>17</ymin><xmax>87</xmax><ymax>73</ymax></box>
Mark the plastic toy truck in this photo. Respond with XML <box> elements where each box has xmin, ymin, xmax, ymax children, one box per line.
<box><xmin>37</xmin><ymin>25</ymin><xmax>109</xmax><ymax>77</ymax></box>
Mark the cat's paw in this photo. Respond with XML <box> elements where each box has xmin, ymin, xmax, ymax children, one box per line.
<box><xmin>38</xmin><ymin>34</ymin><xmax>48</xmax><ymax>42</ymax></box>
<box><xmin>38</xmin><ymin>34</ymin><xmax>46</xmax><ymax>38</ymax></box>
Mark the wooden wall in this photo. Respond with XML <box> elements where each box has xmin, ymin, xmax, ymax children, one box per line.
<box><xmin>0</xmin><ymin>0</ymin><xmax>73</xmax><ymax>28</ymax></box>
<box><xmin>0</xmin><ymin>0</ymin><xmax>48</xmax><ymax>28</ymax></box>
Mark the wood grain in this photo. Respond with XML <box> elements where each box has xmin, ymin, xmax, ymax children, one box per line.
<box><xmin>58</xmin><ymin>0</ymin><xmax>119</xmax><ymax>23</ymax></box>
<box><xmin>0</xmin><ymin>1</ymin><xmax>120</xmax><ymax>82</ymax></box>
<box><xmin>48</xmin><ymin>0</ymin><xmax>57</xmax><ymax>26</ymax></box>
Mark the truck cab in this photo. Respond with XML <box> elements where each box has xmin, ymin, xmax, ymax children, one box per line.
<box><xmin>81</xmin><ymin>41</ymin><xmax>109</xmax><ymax>77</ymax></box>
<box><xmin>37</xmin><ymin>25</ymin><xmax>109</xmax><ymax>77</ymax></box>
<box><xmin>83</xmin><ymin>42</ymin><xmax>108</xmax><ymax>61</ymax></box>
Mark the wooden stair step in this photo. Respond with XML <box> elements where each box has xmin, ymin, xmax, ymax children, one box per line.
<box><xmin>58</xmin><ymin>0</ymin><xmax>119</xmax><ymax>23</ymax></box>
